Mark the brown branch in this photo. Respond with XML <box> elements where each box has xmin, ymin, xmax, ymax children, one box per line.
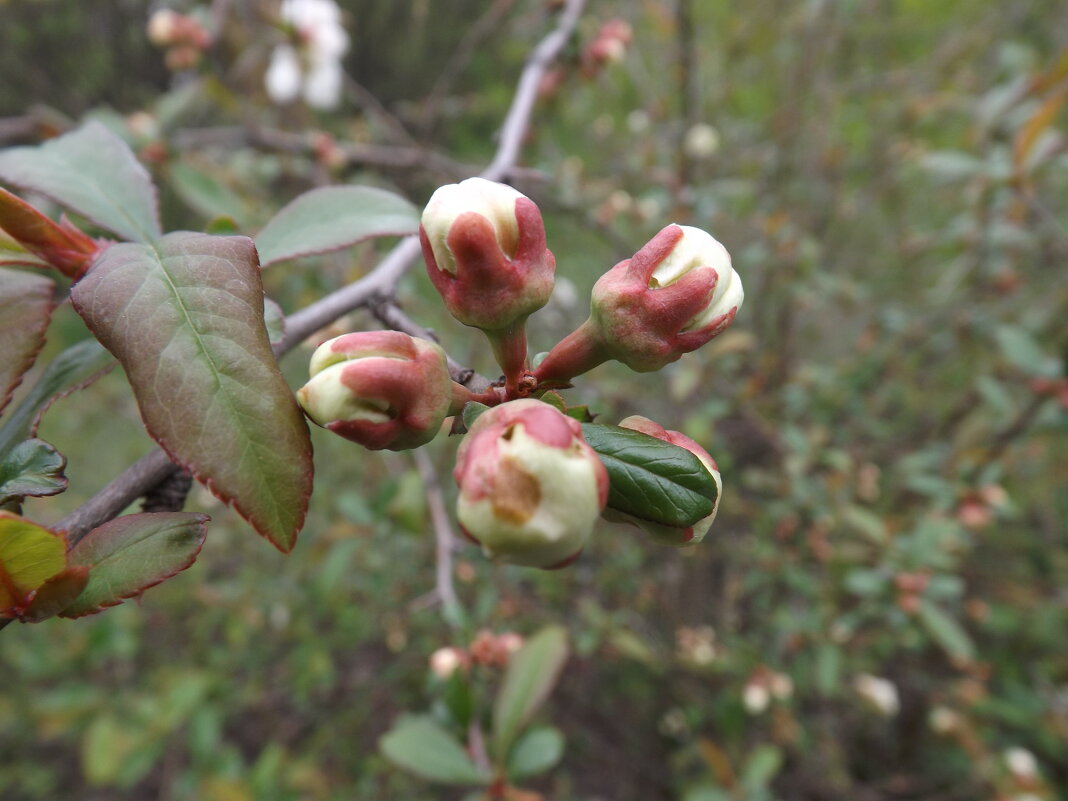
<box><xmin>48</xmin><ymin>0</ymin><xmax>587</xmax><ymax>549</ymax></box>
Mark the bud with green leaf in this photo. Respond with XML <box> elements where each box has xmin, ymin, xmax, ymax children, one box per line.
<box><xmin>454</xmin><ymin>399</ymin><xmax>608</xmax><ymax>569</ymax></box>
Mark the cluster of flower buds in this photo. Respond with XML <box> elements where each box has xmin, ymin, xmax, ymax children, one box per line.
<box><xmin>428</xmin><ymin>630</ymin><xmax>524</xmax><ymax>679</ymax></box>
<box><xmin>146</xmin><ymin>8</ymin><xmax>212</xmax><ymax>71</ymax></box>
<box><xmin>298</xmin><ymin>176</ymin><xmax>741</xmax><ymax>571</ymax></box>
<box><xmin>265</xmin><ymin>0</ymin><xmax>350</xmax><ymax>110</ymax></box>
<box><xmin>581</xmin><ymin>19</ymin><xmax>633</xmax><ymax>77</ymax></box>
<box><xmin>454</xmin><ymin>400</ymin><xmax>608</xmax><ymax>569</ymax></box>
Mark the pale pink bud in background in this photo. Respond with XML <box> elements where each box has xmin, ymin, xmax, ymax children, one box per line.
<box><xmin>853</xmin><ymin>674</ymin><xmax>900</xmax><ymax>716</ymax></box>
<box><xmin>147</xmin><ymin>9</ymin><xmax>181</xmax><ymax>46</ymax></box>
<box><xmin>429</xmin><ymin>646</ymin><xmax>467</xmax><ymax>679</ymax></box>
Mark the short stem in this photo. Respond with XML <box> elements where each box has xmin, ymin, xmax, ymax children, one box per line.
<box><xmin>485</xmin><ymin>319</ymin><xmax>530</xmax><ymax>397</ymax></box>
<box><xmin>532</xmin><ymin>318</ymin><xmax>609</xmax><ymax>383</ymax></box>
<box><xmin>448</xmin><ymin>382</ymin><xmax>504</xmax><ymax>415</ymax></box>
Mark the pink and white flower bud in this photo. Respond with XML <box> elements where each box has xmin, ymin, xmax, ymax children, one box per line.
<box><xmin>611</xmin><ymin>415</ymin><xmax>722</xmax><ymax>546</ymax></box>
<box><xmin>297</xmin><ymin>330</ymin><xmax>457</xmax><ymax>451</ymax></box>
<box><xmin>454</xmin><ymin>399</ymin><xmax>608</xmax><ymax>569</ymax></box>
<box><xmin>534</xmin><ymin>224</ymin><xmax>742</xmax><ymax>381</ymax></box>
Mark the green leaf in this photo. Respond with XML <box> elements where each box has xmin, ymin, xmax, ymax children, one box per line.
<box><xmin>62</xmin><ymin>512</ymin><xmax>209</xmax><ymax>618</ymax></box>
<box><xmin>507</xmin><ymin>725</ymin><xmax>565</xmax><ymax>780</ymax></box>
<box><xmin>581</xmin><ymin>423</ymin><xmax>717</xmax><ymax>528</ymax></box>
<box><xmin>0</xmin><ymin>511</ymin><xmax>67</xmax><ymax>615</ymax></box>
<box><xmin>993</xmin><ymin>325</ymin><xmax>1060</xmax><ymax>378</ymax></box>
<box><xmin>0</xmin><ymin>267</ymin><xmax>54</xmax><ymax>416</ymax></box>
<box><xmin>0</xmin><ymin>121</ymin><xmax>161</xmax><ymax>242</ymax></box>
<box><xmin>462</xmin><ymin>401</ymin><xmax>490</xmax><ymax>430</ymax></box>
<box><xmin>70</xmin><ymin>233</ymin><xmax>312</xmax><ymax>551</ymax></box>
<box><xmin>741</xmin><ymin>745</ymin><xmax>783</xmax><ymax>791</ymax></box>
<box><xmin>379</xmin><ymin>716</ymin><xmax>488</xmax><ymax>786</ymax></box>
<box><xmin>0</xmin><ymin>338</ymin><xmax>114</xmax><ymax>460</ymax></box>
<box><xmin>255</xmin><ymin>185</ymin><xmax>418</xmax><ymax>267</ymax></box>
<box><xmin>168</xmin><ymin>160</ymin><xmax>249</xmax><ymax>226</ymax></box>
<box><xmin>0</xmin><ymin>438</ymin><xmax>67</xmax><ymax>503</ymax></box>
<box><xmin>492</xmin><ymin>625</ymin><xmax>569</xmax><ymax>761</ymax></box>
<box><xmin>917</xmin><ymin>599</ymin><xmax>975</xmax><ymax>663</ymax></box>
<box><xmin>263</xmin><ymin>296</ymin><xmax>286</xmax><ymax>346</ymax></box>
<box><xmin>19</xmin><ymin>565</ymin><xmax>89</xmax><ymax>622</ymax></box>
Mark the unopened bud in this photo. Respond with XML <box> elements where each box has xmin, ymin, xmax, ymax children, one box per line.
<box><xmin>454</xmin><ymin>400</ymin><xmax>608</xmax><ymax>569</ymax></box>
<box><xmin>147</xmin><ymin>9</ymin><xmax>181</xmax><ymax>46</ymax></box>
<box><xmin>297</xmin><ymin>331</ymin><xmax>458</xmax><ymax>451</ymax></box>
<box><xmin>429</xmin><ymin>646</ymin><xmax>467</xmax><ymax>679</ymax></box>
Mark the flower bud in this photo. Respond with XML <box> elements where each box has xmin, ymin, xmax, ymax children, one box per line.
<box><xmin>297</xmin><ymin>330</ymin><xmax>456</xmax><ymax>451</ymax></box>
<box><xmin>419</xmin><ymin>178</ymin><xmax>555</xmax><ymax>333</ymax></box>
<box><xmin>608</xmin><ymin>415</ymin><xmax>722</xmax><ymax>546</ymax></box>
<box><xmin>534</xmin><ymin>224</ymin><xmax>742</xmax><ymax>381</ymax></box>
<box><xmin>454</xmin><ymin>399</ymin><xmax>608</xmax><ymax>569</ymax></box>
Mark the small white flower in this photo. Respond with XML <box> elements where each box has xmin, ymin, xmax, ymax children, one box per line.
<box><xmin>743</xmin><ymin>682</ymin><xmax>770</xmax><ymax>714</ymax></box>
<box><xmin>265</xmin><ymin>44</ymin><xmax>302</xmax><ymax>104</ymax></box>
<box><xmin>265</xmin><ymin>0</ymin><xmax>349</xmax><ymax>110</ymax></box>
<box><xmin>429</xmin><ymin>647</ymin><xmax>465</xmax><ymax>679</ymax></box>
<box><xmin>683</xmin><ymin>123</ymin><xmax>721</xmax><ymax>160</ymax></box>
<box><xmin>853</xmin><ymin>674</ymin><xmax>900</xmax><ymax>716</ymax></box>
<box><xmin>1004</xmin><ymin>747</ymin><xmax>1039</xmax><ymax>779</ymax></box>
<box><xmin>928</xmin><ymin>706</ymin><xmax>961</xmax><ymax>734</ymax></box>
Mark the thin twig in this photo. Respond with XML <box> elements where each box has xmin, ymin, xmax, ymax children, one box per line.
<box><xmin>47</xmin><ymin>0</ymin><xmax>587</xmax><ymax>548</ymax></box>
<box><xmin>415</xmin><ymin>449</ymin><xmax>464</xmax><ymax>627</ymax></box>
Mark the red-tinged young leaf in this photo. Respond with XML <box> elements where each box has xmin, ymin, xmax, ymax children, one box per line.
<box><xmin>255</xmin><ymin>185</ymin><xmax>418</xmax><ymax>267</ymax></box>
<box><xmin>19</xmin><ymin>565</ymin><xmax>89</xmax><ymax>622</ymax></box>
<box><xmin>0</xmin><ymin>511</ymin><xmax>67</xmax><ymax>617</ymax></box>
<box><xmin>0</xmin><ymin>267</ymin><xmax>54</xmax><ymax>416</ymax></box>
<box><xmin>62</xmin><ymin>512</ymin><xmax>209</xmax><ymax>618</ymax></box>
<box><xmin>0</xmin><ymin>438</ymin><xmax>68</xmax><ymax>504</ymax></box>
<box><xmin>70</xmin><ymin>233</ymin><xmax>311</xmax><ymax>550</ymax></box>
<box><xmin>0</xmin><ymin>227</ymin><xmax>50</xmax><ymax>268</ymax></box>
<box><xmin>0</xmin><ymin>188</ymin><xmax>100</xmax><ymax>277</ymax></box>
<box><xmin>0</xmin><ymin>121</ymin><xmax>161</xmax><ymax>242</ymax></box>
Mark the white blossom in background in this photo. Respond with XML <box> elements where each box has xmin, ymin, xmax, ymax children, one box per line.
<box><xmin>1003</xmin><ymin>747</ymin><xmax>1039</xmax><ymax>779</ymax></box>
<box><xmin>853</xmin><ymin>674</ymin><xmax>900</xmax><ymax>716</ymax></box>
<box><xmin>265</xmin><ymin>0</ymin><xmax>349</xmax><ymax>110</ymax></box>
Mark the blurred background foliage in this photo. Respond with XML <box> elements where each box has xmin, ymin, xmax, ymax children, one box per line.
<box><xmin>1</xmin><ymin>0</ymin><xmax>1067</xmax><ymax>799</ymax></box>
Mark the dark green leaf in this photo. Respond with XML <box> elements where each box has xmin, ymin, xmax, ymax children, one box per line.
<box><xmin>0</xmin><ymin>438</ymin><xmax>67</xmax><ymax>503</ymax></box>
<box><xmin>0</xmin><ymin>267</ymin><xmax>53</xmax><ymax>416</ymax></box>
<box><xmin>70</xmin><ymin>233</ymin><xmax>312</xmax><ymax>551</ymax></box>
<box><xmin>0</xmin><ymin>339</ymin><xmax>114</xmax><ymax>460</ymax></box>
<box><xmin>507</xmin><ymin>725</ymin><xmax>564</xmax><ymax>780</ymax></box>
<box><xmin>255</xmin><ymin>185</ymin><xmax>418</xmax><ymax>267</ymax></box>
<box><xmin>492</xmin><ymin>625</ymin><xmax>569</xmax><ymax>760</ymax></box>
<box><xmin>0</xmin><ymin>121</ymin><xmax>161</xmax><ymax>242</ymax></box>
<box><xmin>62</xmin><ymin>512</ymin><xmax>209</xmax><ymax>617</ymax></box>
<box><xmin>168</xmin><ymin>160</ymin><xmax>249</xmax><ymax>226</ymax></box>
<box><xmin>379</xmin><ymin>716</ymin><xmax>488</xmax><ymax>786</ymax></box>
<box><xmin>581</xmin><ymin>423</ymin><xmax>717</xmax><ymax>528</ymax></box>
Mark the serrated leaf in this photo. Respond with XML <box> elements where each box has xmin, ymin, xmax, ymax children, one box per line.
<box><xmin>507</xmin><ymin>725</ymin><xmax>565</xmax><ymax>780</ymax></box>
<box><xmin>379</xmin><ymin>716</ymin><xmax>488</xmax><ymax>786</ymax></box>
<box><xmin>0</xmin><ymin>438</ymin><xmax>67</xmax><ymax>503</ymax></box>
<box><xmin>0</xmin><ymin>121</ymin><xmax>161</xmax><ymax>242</ymax></box>
<box><xmin>62</xmin><ymin>512</ymin><xmax>208</xmax><ymax>618</ymax></box>
<box><xmin>0</xmin><ymin>511</ymin><xmax>67</xmax><ymax>615</ymax></box>
<box><xmin>255</xmin><ymin>185</ymin><xmax>418</xmax><ymax>267</ymax></box>
<box><xmin>0</xmin><ymin>338</ymin><xmax>114</xmax><ymax>460</ymax></box>
<box><xmin>492</xmin><ymin>625</ymin><xmax>569</xmax><ymax>761</ymax></box>
<box><xmin>917</xmin><ymin>600</ymin><xmax>975</xmax><ymax>664</ymax></box>
<box><xmin>581</xmin><ymin>423</ymin><xmax>717</xmax><ymax>528</ymax></box>
<box><xmin>0</xmin><ymin>267</ymin><xmax>53</xmax><ymax>416</ymax></box>
<box><xmin>70</xmin><ymin>233</ymin><xmax>311</xmax><ymax>551</ymax></box>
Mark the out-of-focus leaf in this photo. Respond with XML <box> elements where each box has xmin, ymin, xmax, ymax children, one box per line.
<box><xmin>0</xmin><ymin>511</ymin><xmax>67</xmax><ymax>615</ymax></box>
<box><xmin>917</xmin><ymin>600</ymin><xmax>975</xmax><ymax>663</ymax></box>
<box><xmin>993</xmin><ymin>325</ymin><xmax>1060</xmax><ymax>378</ymax></box>
<box><xmin>70</xmin><ymin>233</ymin><xmax>312</xmax><ymax>551</ymax></box>
<box><xmin>62</xmin><ymin>512</ymin><xmax>209</xmax><ymax>618</ymax></box>
<box><xmin>169</xmin><ymin>161</ymin><xmax>250</xmax><ymax>226</ymax></box>
<box><xmin>492</xmin><ymin>625</ymin><xmax>569</xmax><ymax>760</ymax></box>
<box><xmin>81</xmin><ymin>714</ymin><xmax>164</xmax><ymax>788</ymax></box>
<box><xmin>0</xmin><ymin>121</ymin><xmax>161</xmax><ymax>242</ymax></box>
<box><xmin>0</xmin><ymin>338</ymin><xmax>114</xmax><ymax>459</ymax></box>
<box><xmin>741</xmin><ymin>745</ymin><xmax>783</xmax><ymax>791</ymax></box>
<box><xmin>255</xmin><ymin>185</ymin><xmax>418</xmax><ymax>267</ymax></box>
<box><xmin>507</xmin><ymin>725</ymin><xmax>565</xmax><ymax>780</ymax></box>
<box><xmin>582</xmin><ymin>423</ymin><xmax>717</xmax><ymax>528</ymax></box>
<box><xmin>0</xmin><ymin>267</ymin><xmax>53</xmax><ymax>415</ymax></box>
<box><xmin>462</xmin><ymin>401</ymin><xmax>489</xmax><ymax>430</ymax></box>
<box><xmin>0</xmin><ymin>438</ymin><xmax>67</xmax><ymax>503</ymax></box>
<box><xmin>0</xmin><ymin>228</ymin><xmax>49</xmax><ymax>268</ymax></box>
<box><xmin>917</xmin><ymin>150</ymin><xmax>982</xmax><ymax>182</ymax></box>
<box><xmin>263</xmin><ymin>296</ymin><xmax>286</xmax><ymax>346</ymax></box>
<box><xmin>379</xmin><ymin>716</ymin><xmax>488</xmax><ymax>785</ymax></box>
